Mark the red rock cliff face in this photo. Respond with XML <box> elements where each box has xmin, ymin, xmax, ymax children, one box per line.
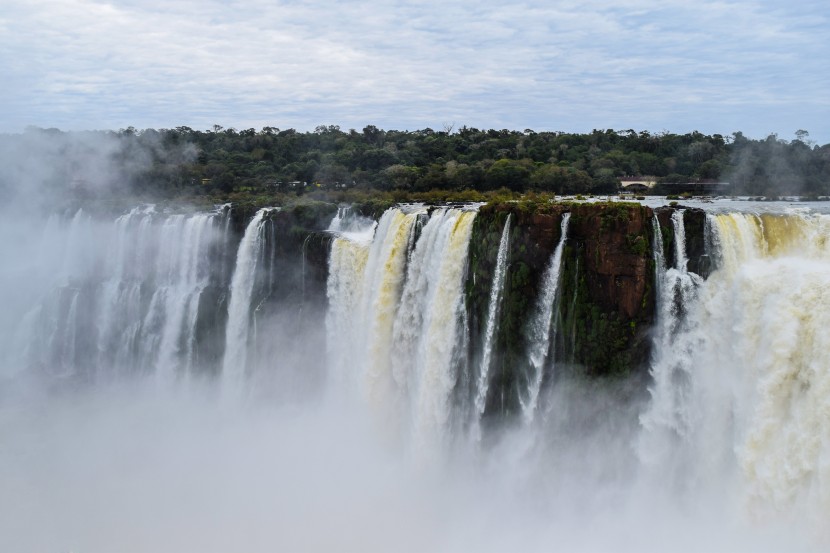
<box><xmin>469</xmin><ymin>201</ymin><xmax>657</xmax><ymax>387</ymax></box>
<box><xmin>503</xmin><ymin>204</ymin><xmax>653</xmax><ymax>322</ymax></box>
<box><xmin>568</xmin><ymin>204</ymin><xmax>652</xmax><ymax>320</ymax></box>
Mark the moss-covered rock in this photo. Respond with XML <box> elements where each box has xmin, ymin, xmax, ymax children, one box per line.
<box><xmin>466</xmin><ymin>200</ymin><xmax>660</xmax><ymax>418</ymax></box>
<box><xmin>556</xmin><ymin>203</ymin><xmax>654</xmax><ymax>377</ymax></box>
<box><xmin>466</xmin><ymin>202</ymin><xmax>570</xmax><ymax>416</ymax></box>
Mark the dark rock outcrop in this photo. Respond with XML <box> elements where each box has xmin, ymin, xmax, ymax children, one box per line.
<box><xmin>464</xmin><ymin>201</ymin><xmax>709</xmax><ymax>419</ymax></box>
<box><xmin>466</xmin><ymin>201</ymin><xmax>663</xmax><ymax>417</ymax></box>
<box><xmin>558</xmin><ymin>203</ymin><xmax>654</xmax><ymax>378</ymax></box>
<box><xmin>654</xmin><ymin>205</ymin><xmax>709</xmax><ymax>277</ymax></box>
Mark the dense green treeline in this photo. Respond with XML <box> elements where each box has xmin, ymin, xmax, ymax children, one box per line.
<box><xmin>6</xmin><ymin>125</ymin><xmax>830</xmax><ymax>198</ymax></box>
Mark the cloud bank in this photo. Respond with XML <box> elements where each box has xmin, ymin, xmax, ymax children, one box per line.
<box><xmin>1</xmin><ymin>0</ymin><xmax>828</xmax><ymax>142</ymax></box>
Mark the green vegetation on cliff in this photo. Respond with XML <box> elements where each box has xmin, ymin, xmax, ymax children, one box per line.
<box><xmin>464</xmin><ymin>200</ymin><xmax>673</xmax><ymax>417</ymax></box>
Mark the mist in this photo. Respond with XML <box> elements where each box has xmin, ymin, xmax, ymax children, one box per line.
<box><xmin>0</xmin><ymin>371</ymin><xmax>816</xmax><ymax>552</ymax></box>
<box><xmin>0</xmin><ymin>127</ymin><xmax>195</xmax><ymax>211</ymax></box>
<box><xmin>1</xmin><ymin>168</ymin><xmax>829</xmax><ymax>551</ymax></box>
<box><xmin>724</xmin><ymin>132</ymin><xmax>822</xmax><ymax>197</ymax></box>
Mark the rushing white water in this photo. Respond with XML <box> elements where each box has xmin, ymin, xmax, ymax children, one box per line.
<box><xmin>401</xmin><ymin>209</ymin><xmax>477</xmax><ymax>454</ymax></box>
<box><xmin>360</xmin><ymin>209</ymin><xmax>423</xmax><ymax>413</ymax></box>
<box><xmin>153</xmin><ymin>213</ymin><xmax>216</xmax><ymax>383</ymax></box>
<box><xmin>222</xmin><ymin>208</ymin><xmax>272</xmax><ymax>390</ymax></box>
<box><xmin>473</xmin><ymin>214</ymin><xmax>512</xmax><ymax>431</ymax></box>
<box><xmin>672</xmin><ymin>209</ymin><xmax>689</xmax><ymax>271</ymax></box>
<box><xmin>639</xmin><ymin>209</ymin><xmax>703</xmax><ymax>476</ymax></box>
<box><xmin>520</xmin><ymin>213</ymin><xmax>570</xmax><ymax>423</ymax></box>
<box><xmin>327</xmin><ymin>206</ymin><xmax>479</xmax><ymax>454</ymax></box>
<box><xmin>651</xmin><ymin>213</ymin><xmax>666</xmax><ymax>304</ymax></box>
<box><xmin>328</xmin><ymin>205</ymin><xmax>377</xmax><ymax>235</ymax></box>
<box><xmin>326</xmin><ymin>206</ymin><xmax>428</xmax><ymax>412</ymax></box>
<box><xmin>641</xmin><ymin>210</ymin><xmax>830</xmax><ymax>530</ymax></box>
<box><xmin>325</xmin><ymin>214</ymin><xmax>376</xmax><ymax>389</ymax></box>
<box><xmin>8</xmin><ymin>205</ymin><xmax>227</xmax><ymax>381</ymax></box>
<box><xmin>6</xmin><ymin>201</ymin><xmax>830</xmax><ymax>552</ymax></box>
<box><xmin>707</xmin><ymin>213</ymin><xmax>830</xmax><ymax>517</ymax></box>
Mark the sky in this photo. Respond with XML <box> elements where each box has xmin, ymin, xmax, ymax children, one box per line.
<box><xmin>1</xmin><ymin>0</ymin><xmax>828</xmax><ymax>143</ymax></box>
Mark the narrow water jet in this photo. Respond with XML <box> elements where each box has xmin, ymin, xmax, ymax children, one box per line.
<box><xmin>222</xmin><ymin>208</ymin><xmax>273</xmax><ymax>390</ymax></box>
<box><xmin>473</xmin><ymin>213</ymin><xmax>512</xmax><ymax>433</ymax></box>
<box><xmin>520</xmin><ymin>212</ymin><xmax>570</xmax><ymax>423</ymax></box>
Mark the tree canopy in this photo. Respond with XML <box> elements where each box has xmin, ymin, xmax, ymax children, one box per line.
<box><xmin>5</xmin><ymin>125</ymin><xmax>829</xmax><ymax>199</ymax></box>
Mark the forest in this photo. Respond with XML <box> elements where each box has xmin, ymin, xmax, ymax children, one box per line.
<box><xmin>2</xmin><ymin>125</ymin><xmax>829</xmax><ymax>202</ymax></box>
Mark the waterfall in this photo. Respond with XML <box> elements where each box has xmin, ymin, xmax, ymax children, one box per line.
<box><xmin>706</xmin><ymin>213</ymin><xmax>830</xmax><ymax>516</ymax></box>
<box><xmin>639</xmin><ymin>209</ymin><xmax>703</xmax><ymax>473</ymax></box>
<box><xmin>640</xmin><ymin>210</ymin><xmax>830</xmax><ymax>519</ymax></box>
<box><xmin>325</xmin><ymin>213</ymin><xmax>376</xmax><ymax>389</ymax></box>
<box><xmin>153</xmin><ymin>213</ymin><xmax>216</xmax><ymax>383</ymax></box>
<box><xmin>328</xmin><ymin>205</ymin><xmax>376</xmax><ymax>234</ymax></box>
<box><xmin>473</xmin><ymin>213</ymin><xmax>512</xmax><ymax>431</ymax></box>
<box><xmin>672</xmin><ymin>209</ymin><xmax>688</xmax><ymax>272</ymax></box>
<box><xmin>520</xmin><ymin>213</ymin><xmax>570</xmax><ymax>423</ymax></box>
<box><xmin>221</xmin><ymin>208</ymin><xmax>273</xmax><ymax>389</ymax></box>
<box><xmin>325</xmin><ymin>207</ymin><xmax>425</xmax><ymax>402</ymax></box>
<box><xmin>9</xmin><ymin>199</ymin><xmax>830</xmax><ymax>551</ymax></box>
<box><xmin>652</xmin><ymin>213</ymin><xmax>666</xmax><ymax>291</ymax></box>
<box><xmin>401</xmin><ymin>209</ymin><xmax>477</xmax><ymax>453</ymax></box>
<box><xmin>16</xmin><ymin>205</ymin><xmax>226</xmax><ymax>380</ymax></box>
<box><xmin>325</xmin><ymin>206</ymin><xmax>478</xmax><ymax>452</ymax></box>
<box><xmin>359</xmin><ymin>208</ymin><xmax>422</xmax><ymax>408</ymax></box>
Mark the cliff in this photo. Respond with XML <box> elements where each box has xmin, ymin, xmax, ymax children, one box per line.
<box><xmin>231</xmin><ymin>200</ymin><xmax>708</xmax><ymax>417</ymax></box>
<box><xmin>558</xmin><ymin>203</ymin><xmax>654</xmax><ymax>376</ymax></box>
<box><xmin>466</xmin><ymin>201</ymin><xmax>707</xmax><ymax>416</ymax></box>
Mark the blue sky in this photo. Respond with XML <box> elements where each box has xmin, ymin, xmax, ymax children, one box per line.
<box><xmin>1</xmin><ymin>0</ymin><xmax>828</xmax><ymax>143</ymax></box>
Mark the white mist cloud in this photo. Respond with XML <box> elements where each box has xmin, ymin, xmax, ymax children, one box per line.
<box><xmin>0</xmin><ymin>381</ymin><xmax>821</xmax><ymax>553</ymax></box>
<box><xmin>0</xmin><ymin>127</ymin><xmax>195</xmax><ymax>211</ymax></box>
<box><xmin>0</xmin><ymin>1</ymin><xmax>828</xmax><ymax>139</ymax></box>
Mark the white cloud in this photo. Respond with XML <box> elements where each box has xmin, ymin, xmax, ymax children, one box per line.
<box><xmin>0</xmin><ymin>0</ymin><xmax>827</xmax><ymax>142</ymax></box>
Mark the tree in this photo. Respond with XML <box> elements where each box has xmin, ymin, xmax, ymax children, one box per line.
<box><xmin>213</xmin><ymin>172</ymin><xmax>234</xmax><ymax>193</ymax></box>
<box><xmin>362</xmin><ymin>125</ymin><xmax>384</xmax><ymax>146</ymax></box>
<box><xmin>315</xmin><ymin>162</ymin><xmax>350</xmax><ymax>185</ymax></box>
<box><xmin>794</xmin><ymin>129</ymin><xmax>812</xmax><ymax>146</ymax></box>
<box><xmin>360</xmin><ymin>148</ymin><xmax>397</xmax><ymax>171</ymax></box>
<box><xmin>590</xmin><ymin>171</ymin><xmax>620</xmax><ymax>193</ymax></box>
<box><xmin>380</xmin><ymin>164</ymin><xmax>419</xmax><ymax>189</ymax></box>
<box><xmin>531</xmin><ymin>164</ymin><xmax>591</xmax><ymax>194</ymax></box>
<box><xmin>695</xmin><ymin>159</ymin><xmax>721</xmax><ymax>180</ymax></box>
<box><xmin>485</xmin><ymin>159</ymin><xmax>533</xmax><ymax>191</ymax></box>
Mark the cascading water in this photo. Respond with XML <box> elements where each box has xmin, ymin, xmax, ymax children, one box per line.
<box><xmin>325</xmin><ymin>209</ymin><xmax>378</xmax><ymax>388</ymax></box>
<box><xmin>222</xmin><ymin>207</ymin><xmax>273</xmax><ymax>391</ymax></box>
<box><xmin>11</xmin><ymin>204</ymin><xmax>229</xmax><ymax>381</ymax></box>
<box><xmin>328</xmin><ymin>205</ymin><xmax>376</xmax><ymax>234</ymax></box>
<box><xmin>639</xmin><ymin>209</ymin><xmax>704</xmax><ymax>477</ymax></box>
<box><xmin>359</xmin><ymin>208</ymin><xmax>423</xmax><ymax>411</ymax></box>
<box><xmin>651</xmin><ymin>213</ymin><xmax>666</xmax><ymax>305</ymax></box>
<box><xmin>5</xmin><ymin>199</ymin><xmax>830</xmax><ymax>552</ymax></box>
<box><xmin>153</xmin><ymin>213</ymin><xmax>217</xmax><ymax>382</ymax></box>
<box><xmin>641</xmin><ymin>209</ymin><xmax>830</xmax><ymax>526</ymax></box>
<box><xmin>326</xmin><ymin>206</ymin><xmax>478</xmax><ymax>454</ymax></box>
<box><xmin>472</xmin><ymin>214</ymin><xmax>512</xmax><ymax>435</ymax></box>
<box><xmin>520</xmin><ymin>213</ymin><xmax>570</xmax><ymax>423</ymax></box>
<box><xmin>400</xmin><ymin>209</ymin><xmax>476</xmax><ymax>454</ymax></box>
<box><xmin>672</xmin><ymin>209</ymin><xmax>689</xmax><ymax>271</ymax></box>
